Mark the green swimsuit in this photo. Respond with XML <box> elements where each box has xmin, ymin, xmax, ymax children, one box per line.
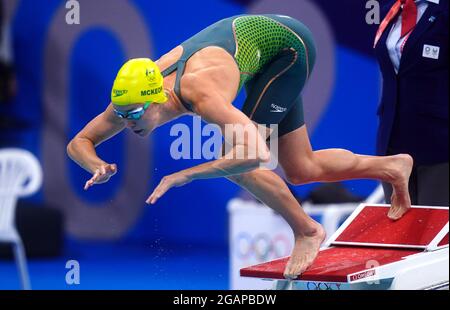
<box><xmin>161</xmin><ymin>14</ymin><xmax>316</xmax><ymax>137</ymax></box>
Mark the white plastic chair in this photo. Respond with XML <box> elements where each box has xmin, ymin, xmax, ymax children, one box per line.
<box><xmin>0</xmin><ymin>148</ymin><xmax>43</xmax><ymax>290</ymax></box>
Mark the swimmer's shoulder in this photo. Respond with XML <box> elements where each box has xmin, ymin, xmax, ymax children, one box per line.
<box><xmin>180</xmin><ymin>63</ymin><xmax>239</xmax><ymax>113</ymax></box>
<box><xmin>156</xmin><ymin>45</ymin><xmax>183</xmax><ymax>72</ymax></box>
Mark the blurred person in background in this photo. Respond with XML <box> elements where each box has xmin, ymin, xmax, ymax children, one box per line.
<box><xmin>374</xmin><ymin>0</ymin><xmax>449</xmax><ymax>206</ymax></box>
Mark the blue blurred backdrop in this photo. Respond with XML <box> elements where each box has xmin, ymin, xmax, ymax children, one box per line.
<box><xmin>0</xmin><ymin>0</ymin><xmax>386</xmax><ymax>289</ymax></box>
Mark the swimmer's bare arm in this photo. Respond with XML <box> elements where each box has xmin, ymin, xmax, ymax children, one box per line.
<box><xmin>147</xmin><ymin>91</ymin><xmax>270</xmax><ymax>204</ymax></box>
<box><xmin>67</xmin><ymin>104</ymin><xmax>125</xmax><ymax>189</ymax></box>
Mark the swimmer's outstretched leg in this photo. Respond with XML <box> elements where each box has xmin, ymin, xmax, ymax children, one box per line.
<box><xmin>279</xmin><ymin>126</ymin><xmax>413</xmax><ymax>221</ymax></box>
<box><xmin>227</xmin><ymin>169</ymin><xmax>325</xmax><ymax>279</ymax></box>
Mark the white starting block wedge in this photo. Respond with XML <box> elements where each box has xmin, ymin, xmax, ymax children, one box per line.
<box><xmin>240</xmin><ymin>204</ymin><xmax>449</xmax><ymax>290</ymax></box>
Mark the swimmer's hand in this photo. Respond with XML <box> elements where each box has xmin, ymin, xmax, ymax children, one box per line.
<box><xmin>146</xmin><ymin>172</ymin><xmax>192</xmax><ymax>204</ymax></box>
<box><xmin>84</xmin><ymin>163</ymin><xmax>118</xmax><ymax>190</ymax></box>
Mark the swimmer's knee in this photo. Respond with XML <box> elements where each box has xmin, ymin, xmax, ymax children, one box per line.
<box><xmin>286</xmin><ymin>173</ymin><xmax>306</xmax><ymax>186</ymax></box>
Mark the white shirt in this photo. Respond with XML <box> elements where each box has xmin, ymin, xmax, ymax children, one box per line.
<box><xmin>386</xmin><ymin>0</ymin><xmax>432</xmax><ymax>73</ymax></box>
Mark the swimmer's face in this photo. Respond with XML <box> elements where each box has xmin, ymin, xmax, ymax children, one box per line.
<box><xmin>113</xmin><ymin>103</ymin><xmax>151</xmax><ymax>136</ymax></box>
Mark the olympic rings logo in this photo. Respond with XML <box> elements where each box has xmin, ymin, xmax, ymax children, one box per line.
<box><xmin>306</xmin><ymin>282</ymin><xmax>342</xmax><ymax>290</ymax></box>
<box><xmin>234</xmin><ymin>233</ymin><xmax>292</xmax><ymax>261</ymax></box>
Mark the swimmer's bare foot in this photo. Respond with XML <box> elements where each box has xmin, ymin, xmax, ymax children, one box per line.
<box><xmin>283</xmin><ymin>224</ymin><xmax>326</xmax><ymax>280</ymax></box>
<box><xmin>385</xmin><ymin>154</ymin><xmax>413</xmax><ymax>220</ymax></box>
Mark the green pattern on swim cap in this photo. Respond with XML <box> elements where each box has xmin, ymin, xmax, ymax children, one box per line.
<box><xmin>233</xmin><ymin>16</ymin><xmax>308</xmax><ymax>91</ymax></box>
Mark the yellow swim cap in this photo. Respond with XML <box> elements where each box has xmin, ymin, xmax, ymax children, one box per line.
<box><xmin>111</xmin><ymin>58</ymin><xmax>168</xmax><ymax>106</ymax></box>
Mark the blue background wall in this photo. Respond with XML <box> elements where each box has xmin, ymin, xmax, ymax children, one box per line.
<box><xmin>5</xmin><ymin>0</ymin><xmax>382</xmax><ymax>249</ymax></box>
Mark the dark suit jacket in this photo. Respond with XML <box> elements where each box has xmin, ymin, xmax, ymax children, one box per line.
<box><xmin>374</xmin><ymin>0</ymin><xmax>448</xmax><ymax>165</ymax></box>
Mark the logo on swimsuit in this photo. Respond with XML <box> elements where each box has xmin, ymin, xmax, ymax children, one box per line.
<box><xmin>270</xmin><ymin>104</ymin><xmax>287</xmax><ymax>113</ymax></box>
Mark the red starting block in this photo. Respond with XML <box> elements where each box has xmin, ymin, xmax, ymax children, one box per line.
<box><xmin>240</xmin><ymin>204</ymin><xmax>449</xmax><ymax>290</ymax></box>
